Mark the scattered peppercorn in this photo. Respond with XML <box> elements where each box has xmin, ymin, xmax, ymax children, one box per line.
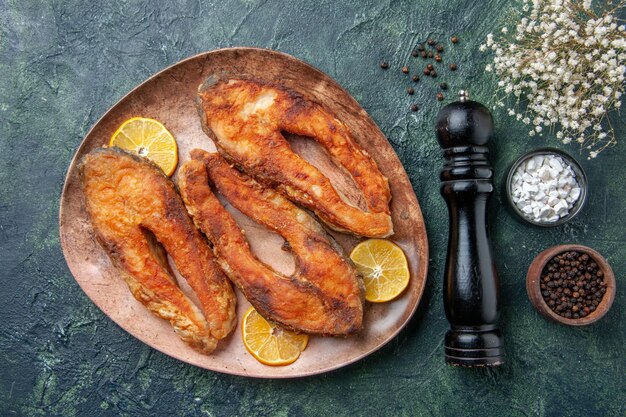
<box><xmin>380</xmin><ymin>35</ymin><xmax>464</xmax><ymax>110</ymax></box>
<box><xmin>539</xmin><ymin>251</ymin><xmax>607</xmax><ymax>319</ymax></box>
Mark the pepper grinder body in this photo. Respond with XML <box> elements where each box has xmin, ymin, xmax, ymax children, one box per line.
<box><xmin>436</xmin><ymin>93</ymin><xmax>504</xmax><ymax>367</ymax></box>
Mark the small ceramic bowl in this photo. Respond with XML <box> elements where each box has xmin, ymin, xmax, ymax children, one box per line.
<box><xmin>526</xmin><ymin>244</ymin><xmax>616</xmax><ymax>326</ymax></box>
<box><xmin>506</xmin><ymin>148</ymin><xmax>588</xmax><ymax>227</ymax></box>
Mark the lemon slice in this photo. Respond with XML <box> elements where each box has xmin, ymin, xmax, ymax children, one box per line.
<box><xmin>350</xmin><ymin>238</ymin><xmax>410</xmax><ymax>302</ymax></box>
<box><xmin>109</xmin><ymin>117</ymin><xmax>178</xmax><ymax>176</ymax></box>
<box><xmin>242</xmin><ymin>307</ymin><xmax>309</xmax><ymax>366</ymax></box>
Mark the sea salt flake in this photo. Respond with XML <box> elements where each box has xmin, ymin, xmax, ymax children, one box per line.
<box><xmin>554</xmin><ymin>200</ymin><xmax>569</xmax><ymax>215</ymax></box>
<box><xmin>557</xmin><ymin>177</ymin><xmax>570</xmax><ymax>187</ymax></box>
<box><xmin>522</xmin><ymin>172</ymin><xmax>537</xmax><ymax>184</ymax></box>
<box><xmin>539</xmin><ymin>205</ymin><xmax>552</xmax><ymax>217</ymax></box>
<box><xmin>523</xmin><ymin>183</ymin><xmax>539</xmax><ymax>194</ymax></box>
<box><xmin>547</xmin><ymin>167</ymin><xmax>560</xmax><ymax>178</ymax></box>
<box><xmin>548</xmin><ymin>196</ymin><xmax>559</xmax><ymax>206</ymax></box>
<box><xmin>531</xmin><ymin>155</ymin><xmax>545</xmax><ymax>166</ymax></box>
<box><xmin>538</xmin><ymin>167</ymin><xmax>552</xmax><ymax>180</ymax></box>
<box><xmin>549</xmin><ymin>157</ymin><xmax>564</xmax><ymax>172</ymax></box>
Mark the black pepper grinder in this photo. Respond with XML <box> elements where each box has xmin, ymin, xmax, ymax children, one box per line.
<box><xmin>436</xmin><ymin>90</ymin><xmax>504</xmax><ymax>367</ymax></box>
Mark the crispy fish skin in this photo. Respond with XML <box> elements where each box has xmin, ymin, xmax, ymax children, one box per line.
<box><xmin>197</xmin><ymin>78</ymin><xmax>393</xmax><ymax>238</ymax></box>
<box><xmin>178</xmin><ymin>150</ymin><xmax>364</xmax><ymax>336</ymax></box>
<box><xmin>80</xmin><ymin>148</ymin><xmax>236</xmax><ymax>353</ymax></box>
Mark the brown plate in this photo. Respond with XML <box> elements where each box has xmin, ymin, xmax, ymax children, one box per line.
<box><xmin>59</xmin><ymin>48</ymin><xmax>429</xmax><ymax>378</ymax></box>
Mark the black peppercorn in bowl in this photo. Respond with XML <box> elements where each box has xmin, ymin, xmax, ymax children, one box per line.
<box><xmin>526</xmin><ymin>244</ymin><xmax>616</xmax><ymax>326</ymax></box>
<box><xmin>505</xmin><ymin>148</ymin><xmax>588</xmax><ymax>227</ymax></box>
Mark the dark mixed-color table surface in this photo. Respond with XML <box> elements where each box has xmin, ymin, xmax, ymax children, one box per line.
<box><xmin>1</xmin><ymin>1</ymin><xmax>624</xmax><ymax>416</ymax></box>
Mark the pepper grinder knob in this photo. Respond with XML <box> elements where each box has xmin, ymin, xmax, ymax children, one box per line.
<box><xmin>436</xmin><ymin>90</ymin><xmax>504</xmax><ymax>367</ymax></box>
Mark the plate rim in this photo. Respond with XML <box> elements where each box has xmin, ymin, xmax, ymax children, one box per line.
<box><xmin>59</xmin><ymin>47</ymin><xmax>429</xmax><ymax>378</ymax></box>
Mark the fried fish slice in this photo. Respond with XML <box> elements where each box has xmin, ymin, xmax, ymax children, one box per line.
<box><xmin>197</xmin><ymin>78</ymin><xmax>393</xmax><ymax>238</ymax></box>
<box><xmin>80</xmin><ymin>148</ymin><xmax>236</xmax><ymax>353</ymax></box>
<box><xmin>178</xmin><ymin>150</ymin><xmax>364</xmax><ymax>336</ymax></box>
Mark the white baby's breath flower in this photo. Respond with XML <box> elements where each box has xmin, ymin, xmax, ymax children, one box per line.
<box><xmin>481</xmin><ymin>0</ymin><xmax>625</xmax><ymax>157</ymax></box>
